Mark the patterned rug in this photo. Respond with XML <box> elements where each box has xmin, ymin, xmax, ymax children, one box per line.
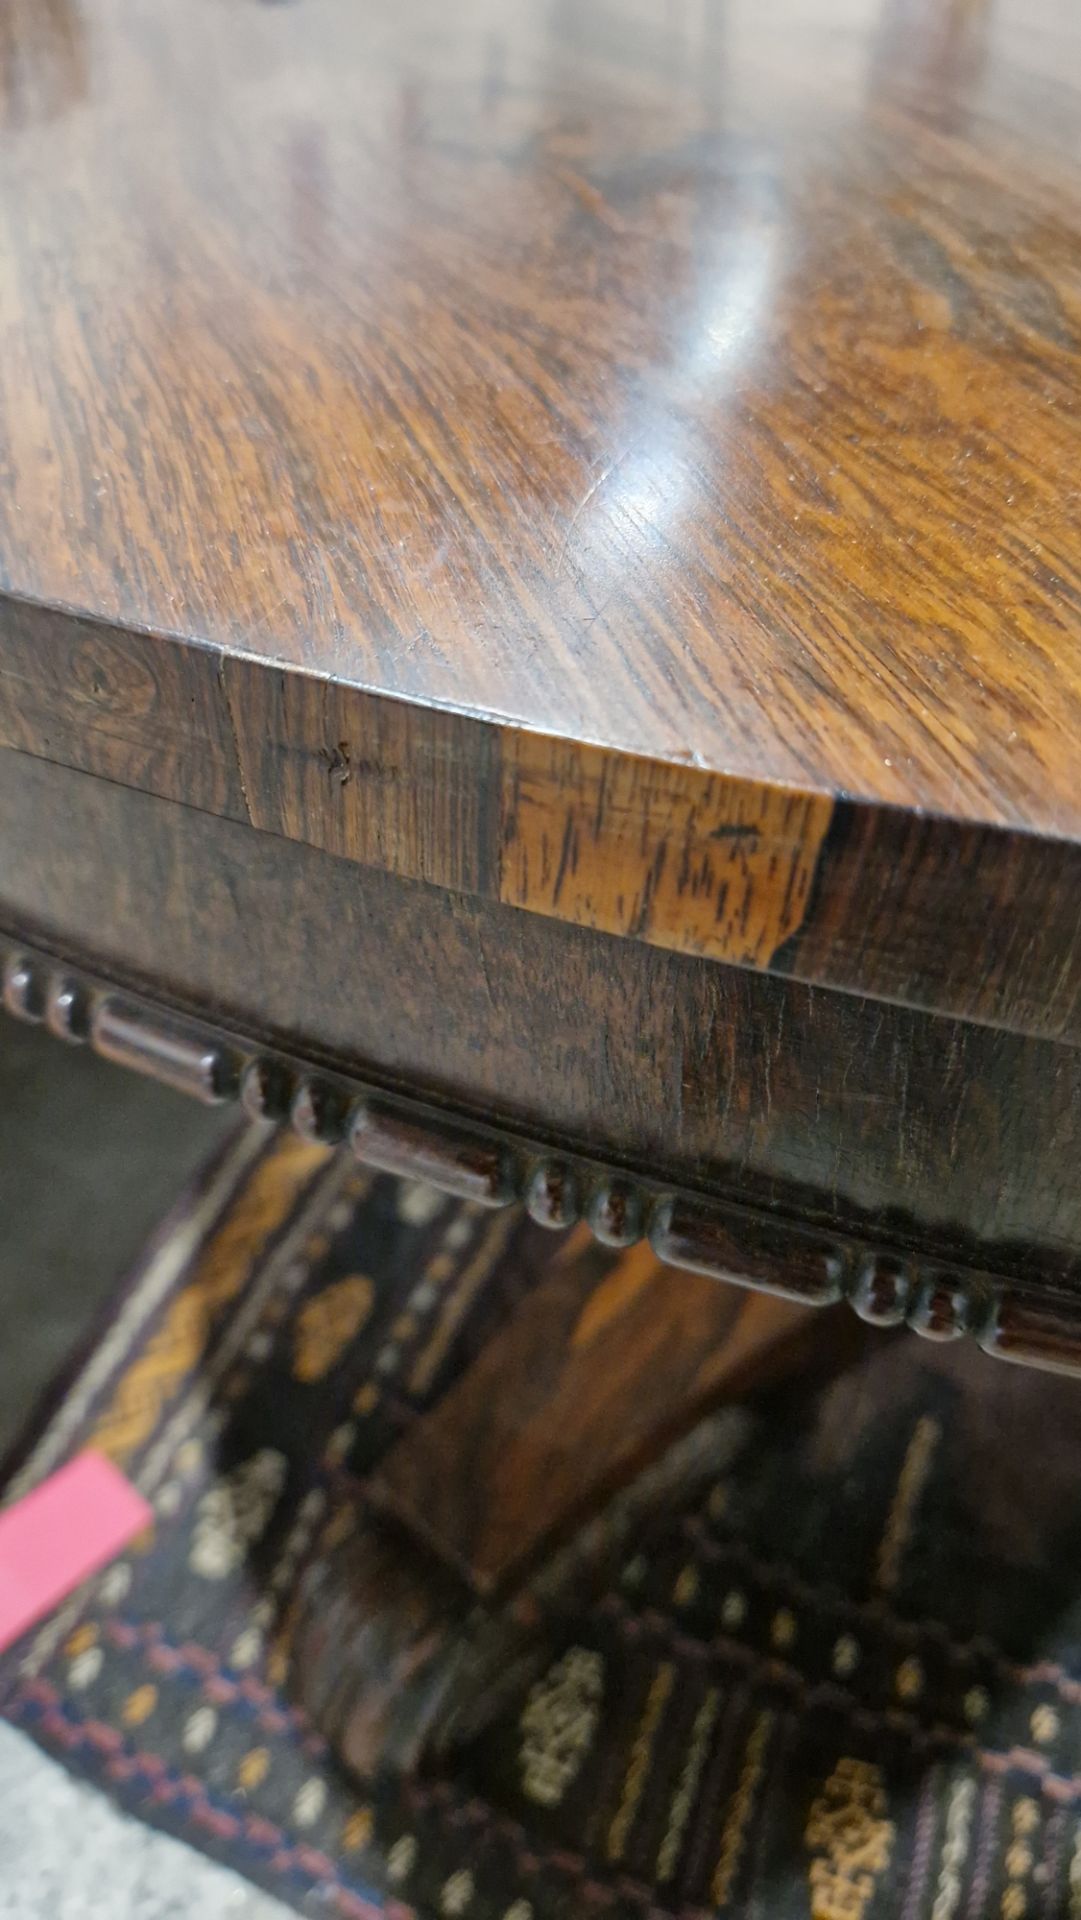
<box><xmin>4</xmin><ymin>1122</ymin><xmax>1081</xmax><ymax>1920</ymax></box>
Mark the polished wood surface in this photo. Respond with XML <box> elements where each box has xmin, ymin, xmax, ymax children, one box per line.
<box><xmin>8</xmin><ymin>0</ymin><xmax>1081</xmax><ymax>1795</ymax></box>
<box><xmin>6</xmin><ymin>747</ymin><xmax>1081</xmax><ymax>1291</ymax></box>
<box><xmin>2</xmin><ymin>0</ymin><xmax>1081</xmax><ymax>1031</ymax></box>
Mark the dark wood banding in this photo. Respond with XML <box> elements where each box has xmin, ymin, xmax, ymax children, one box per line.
<box><xmin>906</xmin><ymin>1273</ymin><xmax>972</xmax><ymax>1344</ymax></box>
<box><xmin>979</xmin><ymin>1293</ymin><xmax>1081</xmax><ymax>1378</ymax></box>
<box><xmin>349</xmin><ymin>1103</ymin><xmax>514</xmax><ymax>1208</ymax></box>
<box><xmin>290</xmin><ymin>1078</ymin><xmax>348</xmax><ymax>1147</ymax></box>
<box><xmin>525</xmin><ymin>1161</ymin><xmax>581</xmax><ymax>1231</ymax></box>
<box><xmin>586</xmin><ymin>1181</ymin><xmax>644</xmax><ymax>1250</ymax></box>
<box><xmin>239</xmin><ymin>1057</ymin><xmax>294</xmax><ymax>1126</ymax></box>
<box><xmin>2</xmin><ymin>953</ymin><xmax>44</xmax><ymax>1023</ymax></box>
<box><xmin>44</xmin><ymin>976</ymin><xmax>90</xmax><ymax>1045</ymax></box>
<box><xmin>6</xmin><ymin>925</ymin><xmax>1080</xmax><ymax>1380</ymax></box>
<box><xmin>91</xmin><ymin>998</ymin><xmax>238</xmax><ymax>1106</ymax></box>
<box><xmin>848</xmin><ymin>1254</ymin><xmax>913</xmax><ymax>1328</ymax></box>
<box><xmin>649</xmin><ymin>1197</ymin><xmax>847</xmax><ymax>1308</ymax></box>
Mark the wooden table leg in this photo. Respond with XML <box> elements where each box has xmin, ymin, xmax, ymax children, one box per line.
<box><xmin>292</xmin><ymin>1227</ymin><xmax>847</xmax><ymax>1777</ymax></box>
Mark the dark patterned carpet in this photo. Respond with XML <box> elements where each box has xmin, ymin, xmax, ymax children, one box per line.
<box><xmin>4</xmin><ymin>1122</ymin><xmax>1081</xmax><ymax>1920</ymax></box>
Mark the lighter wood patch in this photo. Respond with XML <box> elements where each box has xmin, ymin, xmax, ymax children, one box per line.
<box><xmin>500</xmin><ymin>735</ymin><xmax>833</xmax><ymax>969</ymax></box>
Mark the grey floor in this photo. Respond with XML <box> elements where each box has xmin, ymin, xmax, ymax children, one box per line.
<box><xmin>0</xmin><ymin>1018</ymin><xmax>235</xmax><ymax>1457</ymax></box>
<box><xmin>0</xmin><ymin>1721</ymin><xmax>292</xmax><ymax>1918</ymax></box>
<box><xmin>0</xmin><ymin>1020</ymin><xmax>291</xmax><ymax>1916</ymax></box>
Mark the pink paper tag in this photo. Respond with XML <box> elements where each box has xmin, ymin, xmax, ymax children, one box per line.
<box><xmin>0</xmin><ymin>1451</ymin><xmax>153</xmax><ymax>1654</ymax></box>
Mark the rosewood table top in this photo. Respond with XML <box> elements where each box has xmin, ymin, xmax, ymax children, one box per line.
<box><xmin>3</xmin><ymin>0</ymin><xmax>1081</xmax><ymax>1382</ymax></box>
<box><xmin>2</xmin><ymin>0</ymin><xmax>1081</xmax><ymax>1042</ymax></box>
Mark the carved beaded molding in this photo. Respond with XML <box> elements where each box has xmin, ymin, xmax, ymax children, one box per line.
<box><xmin>3</xmin><ymin>934</ymin><xmax>1079</xmax><ymax>1380</ymax></box>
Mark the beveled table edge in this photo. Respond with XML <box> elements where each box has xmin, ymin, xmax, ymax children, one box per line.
<box><xmin>2</xmin><ymin>594</ymin><xmax>1081</xmax><ymax>1047</ymax></box>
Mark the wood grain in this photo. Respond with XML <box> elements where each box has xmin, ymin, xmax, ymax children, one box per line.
<box><xmin>0</xmin><ymin>600</ymin><xmax>241</xmax><ymax>817</ymax></box>
<box><xmin>2</xmin><ymin>0</ymin><xmax>1081</xmax><ymax>1032</ymax></box>
<box><xmin>498</xmin><ymin>735</ymin><xmax>833</xmax><ymax>973</ymax></box>
<box><xmin>17</xmin><ymin>917</ymin><xmax>1081</xmax><ymax>1382</ymax></box>
<box><xmin>4</xmin><ymin>747</ymin><xmax>1081</xmax><ymax>1288</ymax></box>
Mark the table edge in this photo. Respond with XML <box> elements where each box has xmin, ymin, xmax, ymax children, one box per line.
<box><xmin>2</xmin><ymin>589</ymin><xmax>1079</xmax><ymax>1046</ymax></box>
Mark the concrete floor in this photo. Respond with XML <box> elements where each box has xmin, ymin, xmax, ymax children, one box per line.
<box><xmin>0</xmin><ymin>1019</ymin><xmax>290</xmax><ymax>1915</ymax></box>
<box><xmin>0</xmin><ymin>1721</ymin><xmax>292</xmax><ymax>1919</ymax></box>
